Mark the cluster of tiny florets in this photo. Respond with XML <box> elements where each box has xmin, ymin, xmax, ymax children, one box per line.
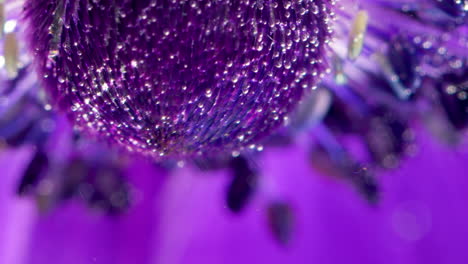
<box><xmin>24</xmin><ymin>0</ymin><xmax>335</xmax><ymax>159</ymax></box>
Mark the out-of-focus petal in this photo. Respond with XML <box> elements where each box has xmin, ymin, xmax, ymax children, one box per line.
<box><xmin>150</xmin><ymin>131</ymin><xmax>468</xmax><ymax>264</ymax></box>
<box><xmin>0</xmin><ymin>147</ymin><xmax>36</xmax><ymax>264</ymax></box>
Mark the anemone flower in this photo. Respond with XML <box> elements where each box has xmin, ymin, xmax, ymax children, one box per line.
<box><xmin>1</xmin><ymin>0</ymin><xmax>467</xmax><ymax>264</ymax></box>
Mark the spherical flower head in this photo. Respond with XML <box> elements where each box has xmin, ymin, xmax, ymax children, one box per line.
<box><xmin>23</xmin><ymin>0</ymin><xmax>334</xmax><ymax>159</ymax></box>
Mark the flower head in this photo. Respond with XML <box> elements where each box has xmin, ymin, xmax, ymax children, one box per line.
<box><xmin>23</xmin><ymin>0</ymin><xmax>335</xmax><ymax>158</ymax></box>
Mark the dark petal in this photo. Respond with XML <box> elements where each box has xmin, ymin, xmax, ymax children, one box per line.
<box><xmin>87</xmin><ymin>165</ymin><xmax>131</xmax><ymax>214</ymax></box>
<box><xmin>382</xmin><ymin>1</ymin><xmax>464</xmax><ymax>29</ymax></box>
<box><xmin>4</xmin><ymin>118</ymin><xmax>51</xmax><ymax>148</ymax></box>
<box><xmin>59</xmin><ymin>157</ymin><xmax>88</xmax><ymax>200</ymax></box>
<box><xmin>433</xmin><ymin>0</ymin><xmax>467</xmax><ymax>18</ymax></box>
<box><xmin>0</xmin><ymin>67</ymin><xmax>30</xmax><ymax>96</ymax></box>
<box><xmin>0</xmin><ymin>88</ymin><xmax>52</xmax><ymax>147</ymax></box>
<box><xmin>419</xmin><ymin>77</ymin><xmax>461</xmax><ymax>145</ymax></box>
<box><xmin>348</xmin><ymin>164</ymin><xmax>380</xmax><ymax>205</ymax></box>
<box><xmin>309</xmin><ymin>144</ymin><xmax>379</xmax><ymax>203</ymax></box>
<box><xmin>267</xmin><ymin>202</ymin><xmax>294</xmax><ymax>246</ymax></box>
<box><xmin>71</xmin><ymin>131</ymin><xmax>82</xmax><ymax>142</ymax></box>
<box><xmin>226</xmin><ymin>156</ymin><xmax>257</xmax><ymax>213</ymax></box>
<box><xmin>1</xmin><ymin>118</ymin><xmax>36</xmax><ymax>147</ymax></box>
<box><xmin>17</xmin><ymin>150</ymin><xmax>49</xmax><ymax>195</ymax></box>
<box><xmin>365</xmin><ymin>108</ymin><xmax>414</xmax><ymax>169</ymax></box>
<box><xmin>386</xmin><ymin>36</ymin><xmax>422</xmax><ymax>96</ymax></box>
<box><xmin>309</xmin><ymin>145</ymin><xmax>347</xmax><ymax>179</ymax></box>
<box><xmin>437</xmin><ymin>70</ymin><xmax>468</xmax><ymax>130</ymax></box>
<box><xmin>363</xmin><ymin>71</ymin><xmax>417</xmax><ymax>101</ymax></box>
<box><xmin>324</xmin><ymin>93</ymin><xmax>364</xmax><ymax>134</ymax></box>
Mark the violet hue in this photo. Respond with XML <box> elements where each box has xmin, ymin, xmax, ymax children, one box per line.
<box><xmin>2</xmin><ymin>133</ymin><xmax>468</xmax><ymax>264</ymax></box>
<box><xmin>0</xmin><ymin>0</ymin><xmax>468</xmax><ymax>263</ymax></box>
<box><xmin>24</xmin><ymin>0</ymin><xmax>334</xmax><ymax>158</ymax></box>
<box><xmin>1</xmin><ymin>0</ymin><xmax>464</xmax><ymax>215</ymax></box>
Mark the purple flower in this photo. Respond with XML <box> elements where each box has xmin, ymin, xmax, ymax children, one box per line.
<box><xmin>0</xmin><ymin>0</ymin><xmax>467</xmax><ymax>264</ymax></box>
<box><xmin>23</xmin><ymin>0</ymin><xmax>334</xmax><ymax>158</ymax></box>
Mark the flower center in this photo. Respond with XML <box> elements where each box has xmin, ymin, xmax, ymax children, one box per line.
<box><xmin>24</xmin><ymin>0</ymin><xmax>334</xmax><ymax>158</ymax></box>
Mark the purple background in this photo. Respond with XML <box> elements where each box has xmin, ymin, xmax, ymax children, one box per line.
<box><xmin>1</xmin><ymin>131</ymin><xmax>468</xmax><ymax>264</ymax></box>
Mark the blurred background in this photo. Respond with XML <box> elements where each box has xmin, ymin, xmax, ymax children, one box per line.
<box><xmin>2</xmin><ymin>129</ymin><xmax>468</xmax><ymax>264</ymax></box>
